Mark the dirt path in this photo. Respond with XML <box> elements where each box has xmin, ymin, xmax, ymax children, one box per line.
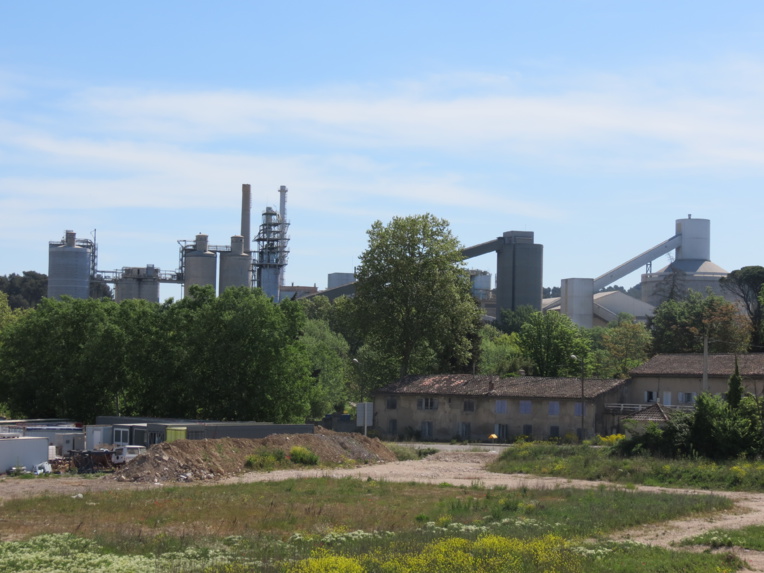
<box><xmin>3</xmin><ymin>451</ymin><xmax>764</xmax><ymax>570</ymax></box>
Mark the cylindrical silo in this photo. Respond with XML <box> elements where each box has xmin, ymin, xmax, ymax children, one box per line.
<box><xmin>675</xmin><ymin>217</ymin><xmax>710</xmax><ymax>261</ymax></box>
<box><xmin>219</xmin><ymin>235</ymin><xmax>252</xmax><ymax>292</ymax></box>
<box><xmin>561</xmin><ymin>278</ymin><xmax>595</xmax><ymax>328</ymax></box>
<box><xmin>48</xmin><ymin>230</ymin><xmax>91</xmax><ymax>299</ymax></box>
<box><xmin>184</xmin><ymin>234</ymin><xmax>217</xmax><ymax>297</ymax></box>
<box><xmin>115</xmin><ymin>266</ymin><xmax>160</xmax><ymax>303</ymax></box>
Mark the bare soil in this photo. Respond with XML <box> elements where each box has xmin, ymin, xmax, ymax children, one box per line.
<box><xmin>1</xmin><ymin>437</ymin><xmax>764</xmax><ymax>570</ymax></box>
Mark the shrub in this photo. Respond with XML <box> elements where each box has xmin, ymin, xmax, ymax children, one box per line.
<box><xmin>244</xmin><ymin>448</ymin><xmax>286</xmax><ymax>471</ymax></box>
<box><xmin>290</xmin><ymin>446</ymin><xmax>319</xmax><ymax>465</ymax></box>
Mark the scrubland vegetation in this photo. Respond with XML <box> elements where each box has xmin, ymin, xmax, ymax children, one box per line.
<box><xmin>0</xmin><ymin>476</ymin><xmax>741</xmax><ymax>572</ymax></box>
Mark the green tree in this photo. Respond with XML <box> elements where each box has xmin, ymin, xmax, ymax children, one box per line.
<box><xmin>497</xmin><ymin>304</ymin><xmax>536</xmax><ymax>335</ymax></box>
<box><xmin>0</xmin><ymin>296</ymin><xmax>129</xmax><ymax>422</ymax></box>
<box><xmin>720</xmin><ymin>266</ymin><xmax>764</xmax><ymax>352</ymax></box>
<box><xmin>0</xmin><ymin>271</ymin><xmax>47</xmax><ymax>309</ymax></box>
<box><xmin>727</xmin><ymin>357</ymin><xmax>743</xmax><ymax>409</ymax></box>
<box><xmin>600</xmin><ymin>316</ymin><xmax>652</xmax><ymax>377</ymax></box>
<box><xmin>517</xmin><ymin>311</ymin><xmax>588</xmax><ymax>377</ymax></box>
<box><xmin>148</xmin><ymin>286</ymin><xmax>313</xmax><ymax>422</ymax></box>
<box><xmin>477</xmin><ymin>325</ymin><xmax>527</xmax><ymax>376</ymax></box>
<box><xmin>650</xmin><ymin>290</ymin><xmax>750</xmax><ymax>354</ymax></box>
<box><xmin>354</xmin><ymin>214</ymin><xmax>482</xmax><ymax>379</ymax></box>
<box><xmin>300</xmin><ymin>319</ymin><xmax>352</xmax><ymax>417</ymax></box>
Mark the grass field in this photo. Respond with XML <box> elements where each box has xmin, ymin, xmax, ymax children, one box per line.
<box><xmin>0</xmin><ymin>476</ymin><xmax>742</xmax><ymax>572</ymax></box>
<box><xmin>488</xmin><ymin>441</ymin><xmax>764</xmax><ymax>491</ymax></box>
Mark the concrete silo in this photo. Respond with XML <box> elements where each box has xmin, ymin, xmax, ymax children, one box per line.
<box><xmin>48</xmin><ymin>230</ymin><xmax>92</xmax><ymax>299</ymax></box>
<box><xmin>183</xmin><ymin>234</ymin><xmax>217</xmax><ymax>297</ymax></box>
<box><xmin>219</xmin><ymin>235</ymin><xmax>252</xmax><ymax>292</ymax></box>
<box><xmin>114</xmin><ymin>266</ymin><xmax>160</xmax><ymax>303</ymax></box>
<box><xmin>461</xmin><ymin>231</ymin><xmax>544</xmax><ymax>318</ymax></box>
<box><xmin>641</xmin><ymin>217</ymin><xmax>728</xmax><ymax>306</ymax></box>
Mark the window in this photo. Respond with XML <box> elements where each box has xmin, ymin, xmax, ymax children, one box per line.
<box><xmin>645</xmin><ymin>390</ymin><xmax>655</xmax><ymax>403</ymax></box>
<box><xmin>495</xmin><ymin>400</ymin><xmax>508</xmax><ymax>414</ymax></box>
<box><xmin>549</xmin><ymin>426</ymin><xmax>560</xmax><ymax>438</ymax></box>
<box><xmin>519</xmin><ymin>400</ymin><xmax>532</xmax><ymax>414</ymax></box>
<box><xmin>417</xmin><ymin>397</ymin><xmax>438</xmax><ymax>410</ymax></box>
<box><xmin>114</xmin><ymin>428</ymin><xmax>129</xmax><ymax>445</ymax></box>
<box><xmin>663</xmin><ymin>391</ymin><xmax>672</xmax><ymax>406</ymax></box>
<box><xmin>548</xmin><ymin>401</ymin><xmax>560</xmax><ymax>416</ymax></box>
<box><xmin>459</xmin><ymin>422</ymin><xmax>471</xmax><ymax>440</ymax></box>
<box><xmin>388</xmin><ymin>419</ymin><xmax>398</xmax><ymax>437</ymax></box>
<box><xmin>522</xmin><ymin>424</ymin><xmax>533</xmax><ymax>437</ymax></box>
<box><xmin>678</xmin><ymin>392</ymin><xmax>696</xmax><ymax>404</ymax></box>
<box><xmin>574</xmin><ymin>402</ymin><xmax>584</xmax><ymax>417</ymax></box>
<box><xmin>421</xmin><ymin>421</ymin><xmax>433</xmax><ymax>438</ymax></box>
<box><xmin>495</xmin><ymin>423</ymin><xmax>508</xmax><ymax>440</ymax></box>
<box><xmin>386</xmin><ymin>397</ymin><xmax>397</xmax><ymax>410</ymax></box>
<box><xmin>463</xmin><ymin>400</ymin><xmax>475</xmax><ymax>412</ymax></box>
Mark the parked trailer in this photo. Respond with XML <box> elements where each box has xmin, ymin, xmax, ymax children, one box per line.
<box><xmin>0</xmin><ymin>437</ymin><xmax>49</xmax><ymax>474</ymax></box>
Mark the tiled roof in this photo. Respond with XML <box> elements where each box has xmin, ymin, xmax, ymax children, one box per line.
<box><xmin>374</xmin><ymin>374</ymin><xmax>625</xmax><ymax>400</ymax></box>
<box><xmin>624</xmin><ymin>403</ymin><xmax>672</xmax><ymax>423</ymax></box>
<box><xmin>630</xmin><ymin>354</ymin><xmax>764</xmax><ymax>378</ymax></box>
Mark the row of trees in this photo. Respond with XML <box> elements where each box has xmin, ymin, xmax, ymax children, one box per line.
<box><xmin>0</xmin><ymin>287</ymin><xmax>350</xmax><ymax>423</ymax></box>
<box><xmin>1</xmin><ymin>213</ymin><xmax>762</xmax><ymax>425</ymax></box>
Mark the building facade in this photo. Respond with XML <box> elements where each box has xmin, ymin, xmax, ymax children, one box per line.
<box><xmin>373</xmin><ymin>374</ymin><xmax>627</xmax><ymax>442</ymax></box>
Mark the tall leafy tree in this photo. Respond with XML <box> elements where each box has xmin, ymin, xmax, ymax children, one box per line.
<box><xmin>720</xmin><ymin>266</ymin><xmax>764</xmax><ymax>351</ymax></box>
<box><xmin>300</xmin><ymin>318</ymin><xmax>352</xmax><ymax>417</ymax></box>
<box><xmin>600</xmin><ymin>315</ymin><xmax>652</xmax><ymax>377</ymax></box>
<box><xmin>478</xmin><ymin>324</ymin><xmax>527</xmax><ymax>376</ymax></box>
<box><xmin>518</xmin><ymin>311</ymin><xmax>589</xmax><ymax>377</ymax></box>
<box><xmin>354</xmin><ymin>214</ymin><xmax>481</xmax><ymax>379</ymax></box>
<box><xmin>650</xmin><ymin>290</ymin><xmax>750</xmax><ymax>354</ymax></box>
<box><xmin>0</xmin><ymin>271</ymin><xmax>47</xmax><ymax>309</ymax></box>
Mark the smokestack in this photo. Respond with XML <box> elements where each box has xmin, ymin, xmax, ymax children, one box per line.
<box><xmin>241</xmin><ymin>184</ymin><xmax>251</xmax><ymax>253</ymax></box>
<box><xmin>279</xmin><ymin>185</ymin><xmax>288</xmax><ymax>286</ymax></box>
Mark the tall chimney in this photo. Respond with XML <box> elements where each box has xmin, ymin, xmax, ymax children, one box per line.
<box><xmin>278</xmin><ymin>185</ymin><xmax>288</xmax><ymax>286</ymax></box>
<box><xmin>241</xmin><ymin>184</ymin><xmax>251</xmax><ymax>253</ymax></box>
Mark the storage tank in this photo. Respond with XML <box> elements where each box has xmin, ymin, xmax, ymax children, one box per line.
<box><xmin>641</xmin><ymin>217</ymin><xmax>728</xmax><ymax>306</ymax></box>
<box><xmin>469</xmin><ymin>270</ymin><xmax>492</xmax><ymax>301</ymax></box>
<box><xmin>496</xmin><ymin>231</ymin><xmax>543</xmax><ymax>312</ymax></box>
<box><xmin>184</xmin><ymin>234</ymin><xmax>217</xmax><ymax>297</ymax></box>
<box><xmin>219</xmin><ymin>235</ymin><xmax>252</xmax><ymax>292</ymax></box>
<box><xmin>48</xmin><ymin>230</ymin><xmax>91</xmax><ymax>299</ymax></box>
<box><xmin>561</xmin><ymin>278</ymin><xmax>595</xmax><ymax>328</ymax></box>
<box><xmin>115</xmin><ymin>266</ymin><xmax>160</xmax><ymax>303</ymax></box>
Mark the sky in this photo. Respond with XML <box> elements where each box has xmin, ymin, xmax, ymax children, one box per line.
<box><xmin>2</xmin><ymin>2</ymin><xmax>763</xmax><ymax>301</ymax></box>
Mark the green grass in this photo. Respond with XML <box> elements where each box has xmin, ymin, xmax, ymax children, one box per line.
<box><xmin>0</xmin><ymin>477</ymin><xmax>736</xmax><ymax>572</ymax></box>
<box><xmin>385</xmin><ymin>444</ymin><xmax>439</xmax><ymax>461</ymax></box>
<box><xmin>679</xmin><ymin>525</ymin><xmax>764</xmax><ymax>551</ymax></box>
<box><xmin>488</xmin><ymin>441</ymin><xmax>764</xmax><ymax>491</ymax></box>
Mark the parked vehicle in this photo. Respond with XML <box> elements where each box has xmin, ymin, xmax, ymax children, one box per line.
<box><xmin>111</xmin><ymin>445</ymin><xmax>147</xmax><ymax>465</ymax></box>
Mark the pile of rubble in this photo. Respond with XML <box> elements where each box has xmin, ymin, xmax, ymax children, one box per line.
<box><xmin>115</xmin><ymin>428</ymin><xmax>397</xmax><ymax>483</ymax></box>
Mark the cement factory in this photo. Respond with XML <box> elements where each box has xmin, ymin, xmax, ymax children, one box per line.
<box><xmin>47</xmin><ymin>184</ymin><xmax>730</xmax><ymax>327</ymax></box>
<box><xmin>48</xmin><ymin>184</ymin><xmax>291</xmax><ymax>303</ymax></box>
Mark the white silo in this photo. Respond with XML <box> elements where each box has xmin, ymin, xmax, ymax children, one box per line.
<box><xmin>183</xmin><ymin>234</ymin><xmax>217</xmax><ymax>297</ymax></box>
<box><xmin>641</xmin><ymin>217</ymin><xmax>728</xmax><ymax>306</ymax></box>
<box><xmin>48</xmin><ymin>230</ymin><xmax>92</xmax><ymax>299</ymax></box>
<box><xmin>219</xmin><ymin>235</ymin><xmax>252</xmax><ymax>292</ymax></box>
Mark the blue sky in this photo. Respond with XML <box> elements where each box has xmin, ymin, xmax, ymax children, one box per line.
<box><xmin>2</xmin><ymin>2</ymin><xmax>763</xmax><ymax>300</ymax></box>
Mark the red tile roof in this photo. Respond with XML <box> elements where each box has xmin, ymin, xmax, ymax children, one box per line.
<box><xmin>629</xmin><ymin>354</ymin><xmax>764</xmax><ymax>378</ymax></box>
<box><xmin>374</xmin><ymin>374</ymin><xmax>625</xmax><ymax>400</ymax></box>
<box><xmin>624</xmin><ymin>402</ymin><xmax>672</xmax><ymax>423</ymax></box>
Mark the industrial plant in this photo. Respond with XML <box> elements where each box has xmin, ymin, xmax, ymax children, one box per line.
<box><xmin>47</xmin><ymin>188</ymin><xmax>729</xmax><ymax>328</ymax></box>
<box><xmin>48</xmin><ymin>184</ymin><xmax>291</xmax><ymax>303</ymax></box>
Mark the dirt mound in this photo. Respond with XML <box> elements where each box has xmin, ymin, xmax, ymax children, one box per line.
<box><xmin>115</xmin><ymin>429</ymin><xmax>397</xmax><ymax>483</ymax></box>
